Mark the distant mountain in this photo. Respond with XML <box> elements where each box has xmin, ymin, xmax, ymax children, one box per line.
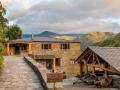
<box><xmin>23</xmin><ymin>31</ymin><xmax>59</xmax><ymax>38</ymax></box>
<box><xmin>22</xmin><ymin>34</ymin><xmax>31</xmax><ymax>38</ymax></box>
<box><xmin>37</xmin><ymin>31</ymin><xmax>59</xmax><ymax>36</ymax></box>
<box><xmin>23</xmin><ymin>31</ymin><xmax>85</xmax><ymax>39</ymax></box>
<box><xmin>63</xmin><ymin>34</ymin><xmax>85</xmax><ymax>38</ymax></box>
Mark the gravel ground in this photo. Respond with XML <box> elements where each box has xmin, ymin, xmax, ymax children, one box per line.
<box><xmin>63</xmin><ymin>78</ymin><xmax>119</xmax><ymax>90</ymax></box>
<box><xmin>63</xmin><ymin>85</ymin><xmax>119</xmax><ymax>90</ymax></box>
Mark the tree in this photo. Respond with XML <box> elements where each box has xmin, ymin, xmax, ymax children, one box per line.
<box><xmin>0</xmin><ymin>2</ymin><xmax>8</xmax><ymax>35</ymax></box>
<box><xmin>6</xmin><ymin>25</ymin><xmax>22</xmax><ymax>40</ymax></box>
<box><xmin>0</xmin><ymin>2</ymin><xmax>6</xmax><ymax>70</ymax></box>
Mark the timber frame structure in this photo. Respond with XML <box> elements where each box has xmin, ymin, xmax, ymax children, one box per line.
<box><xmin>76</xmin><ymin>47</ymin><xmax>120</xmax><ymax>77</ymax></box>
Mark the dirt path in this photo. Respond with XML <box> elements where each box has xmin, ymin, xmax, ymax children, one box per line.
<box><xmin>0</xmin><ymin>56</ymin><xmax>43</xmax><ymax>90</ymax></box>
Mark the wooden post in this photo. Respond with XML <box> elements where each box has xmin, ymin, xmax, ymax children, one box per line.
<box><xmin>28</xmin><ymin>43</ymin><xmax>32</xmax><ymax>55</ymax></box>
<box><xmin>92</xmin><ymin>66</ymin><xmax>95</xmax><ymax>75</ymax></box>
<box><xmin>52</xmin><ymin>58</ymin><xmax>56</xmax><ymax>73</ymax></box>
<box><xmin>7</xmin><ymin>43</ymin><xmax>10</xmax><ymax>56</ymax></box>
<box><xmin>52</xmin><ymin>58</ymin><xmax>56</xmax><ymax>90</ymax></box>
<box><xmin>79</xmin><ymin>62</ymin><xmax>83</xmax><ymax>76</ymax></box>
<box><xmin>104</xmin><ymin>70</ymin><xmax>108</xmax><ymax>78</ymax></box>
<box><xmin>19</xmin><ymin>46</ymin><xmax>21</xmax><ymax>55</ymax></box>
<box><xmin>85</xmin><ymin>64</ymin><xmax>88</xmax><ymax>75</ymax></box>
<box><xmin>92</xmin><ymin>53</ymin><xmax>95</xmax><ymax>75</ymax></box>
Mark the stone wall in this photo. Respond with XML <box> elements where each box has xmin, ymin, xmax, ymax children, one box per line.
<box><xmin>29</xmin><ymin>42</ymin><xmax>81</xmax><ymax>78</ymax></box>
<box><xmin>112</xmin><ymin>76</ymin><xmax>120</xmax><ymax>89</ymax></box>
<box><xmin>24</xmin><ymin>56</ymin><xmax>48</xmax><ymax>90</ymax></box>
<box><xmin>24</xmin><ymin>56</ymin><xmax>63</xmax><ymax>90</ymax></box>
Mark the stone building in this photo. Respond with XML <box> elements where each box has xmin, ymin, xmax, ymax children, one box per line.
<box><xmin>4</xmin><ymin>36</ymin><xmax>81</xmax><ymax>78</ymax></box>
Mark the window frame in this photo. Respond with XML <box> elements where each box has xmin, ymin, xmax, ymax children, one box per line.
<box><xmin>61</xmin><ymin>43</ymin><xmax>70</xmax><ymax>50</ymax></box>
<box><xmin>41</xmin><ymin>43</ymin><xmax>52</xmax><ymax>50</ymax></box>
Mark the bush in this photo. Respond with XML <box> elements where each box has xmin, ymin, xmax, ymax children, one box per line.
<box><xmin>0</xmin><ymin>55</ymin><xmax>4</xmax><ymax>70</ymax></box>
<box><xmin>0</xmin><ymin>43</ymin><xmax>4</xmax><ymax>54</ymax></box>
<box><xmin>0</xmin><ymin>43</ymin><xmax>4</xmax><ymax>70</ymax></box>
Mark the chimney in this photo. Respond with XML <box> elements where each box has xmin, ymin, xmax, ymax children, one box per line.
<box><xmin>31</xmin><ymin>34</ymin><xmax>34</xmax><ymax>40</ymax></box>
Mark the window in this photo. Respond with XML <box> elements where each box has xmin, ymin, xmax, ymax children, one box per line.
<box><xmin>70</xmin><ymin>59</ymin><xmax>75</xmax><ymax>64</ymax></box>
<box><xmin>61</xmin><ymin>43</ymin><xmax>70</xmax><ymax>50</ymax></box>
<box><xmin>56</xmin><ymin>58</ymin><xmax>61</xmax><ymax>67</ymax></box>
<box><xmin>42</xmin><ymin>44</ymin><xmax>52</xmax><ymax>49</ymax></box>
<box><xmin>46</xmin><ymin>59</ymin><xmax>52</xmax><ymax>69</ymax></box>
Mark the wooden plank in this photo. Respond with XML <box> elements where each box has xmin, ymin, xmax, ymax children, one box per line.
<box><xmin>47</xmin><ymin>73</ymin><xmax>63</xmax><ymax>83</ymax></box>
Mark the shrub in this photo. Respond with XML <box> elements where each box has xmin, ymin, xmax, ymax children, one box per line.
<box><xmin>0</xmin><ymin>55</ymin><xmax>4</xmax><ymax>70</ymax></box>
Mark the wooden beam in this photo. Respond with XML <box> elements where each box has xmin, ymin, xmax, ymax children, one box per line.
<box><xmin>9</xmin><ymin>42</ymin><xmax>30</xmax><ymax>44</ymax></box>
<box><xmin>92</xmin><ymin>53</ymin><xmax>95</xmax><ymax>75</ymax></box>
<box><xmin>87</xmin><ymin>64</ymin><xmax>119</xmax><ymax>74</ymax></box>
<box><xmin>95</xmin><ymin>54</ymin><xmax>100</xmax><ymax>65</ymax></box>
<box><xmin>86</xmin><ymin>53</ymin><xmax>92</xmax><ymax>63</ymax></box>
<box><xmin>92</xmin><ymin>53</ymin><xmax>96</xmax><ymax>64</ymax></box>
<box><xmin>78</xmin><ymin>50</ymin><xmax>91</xmax><ymax>63</ymax></box>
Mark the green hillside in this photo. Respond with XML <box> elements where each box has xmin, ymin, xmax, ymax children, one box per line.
<box><xmin>74</xmin><ymin>31</ymin><xmax>115</xmax><ymax>50</ymax></box>
<box><xmin>95</xmin><ymin>33</ymin><xmax>120</xmax><ymax>47</ymax></box>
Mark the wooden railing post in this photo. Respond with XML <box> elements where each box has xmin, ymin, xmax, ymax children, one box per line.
<box><xmin>7</xmin><ymin>43</ymin><xmax>10</xmax><ymax>56</ymax></box>
<box><xmin>28</xmin><ymin>43</ymin><xmax>32</xmax><ymax>55</ymax></box>
<box><xmin>52</xmin><ymin>58</ymin><xmax>56</xmax><ymax>73</ymax></box>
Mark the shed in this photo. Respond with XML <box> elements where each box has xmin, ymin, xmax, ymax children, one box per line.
<box><xmin>76</xmin><ymin>46</ymin><xmax>120</xmax><ymax>76</ymax></box>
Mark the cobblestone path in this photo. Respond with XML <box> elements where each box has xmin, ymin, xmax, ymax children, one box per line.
<box><xmin>0</xmin><ymin>56</ymin><xmax>43</xmax><ymax>90</ymax></box>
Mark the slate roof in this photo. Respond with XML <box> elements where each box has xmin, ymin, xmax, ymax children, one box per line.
<box><xmin>89</xmin><ymin>46</ymin><xmax>120</xmax><ymax>72</ymax></box>
<box><xmin>10</xmin><ymin>36</ymin><xmax>80</xmax><ymax>43</ymax></box>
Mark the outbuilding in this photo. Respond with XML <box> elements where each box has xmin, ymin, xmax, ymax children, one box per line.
<box><xmin>76</xmin><ymin>46</ymin><xmax>120</xmax><ymax>77</ymax></box>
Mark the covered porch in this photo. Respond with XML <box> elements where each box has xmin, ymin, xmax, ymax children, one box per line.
<box><xmin>4</xmin><ymin>41</ymin><xmax>32</xmax><ymax>56</ymax></box>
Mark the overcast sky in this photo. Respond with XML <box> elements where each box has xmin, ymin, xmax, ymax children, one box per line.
<box><xmin>1</xmin><ymin>0</ymin><xmax>120</xmax><ymax>34</ymax></box>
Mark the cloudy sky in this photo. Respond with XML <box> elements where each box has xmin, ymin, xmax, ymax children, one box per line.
<box><xmin>1</xmin><ymin>0</ymin><xmax>120</xmax><ymax>34</ymax></box>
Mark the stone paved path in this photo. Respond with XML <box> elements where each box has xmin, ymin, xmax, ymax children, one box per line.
<box><xmin>0</xmin><ymin>56</ymin><xmax>43</xmax><ymax>90</ymax></box>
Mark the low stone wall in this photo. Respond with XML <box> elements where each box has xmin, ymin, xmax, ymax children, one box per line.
<box><xmin>24</xmin><ymin>56</ymin><xmax>48</xmax><ymax>90</ymax></box>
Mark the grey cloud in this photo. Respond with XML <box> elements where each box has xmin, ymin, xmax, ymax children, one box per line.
<box><xmin>6</xmin><ymin>0</ymin><xmax>120</xmax><ymax>33</ymax></box>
